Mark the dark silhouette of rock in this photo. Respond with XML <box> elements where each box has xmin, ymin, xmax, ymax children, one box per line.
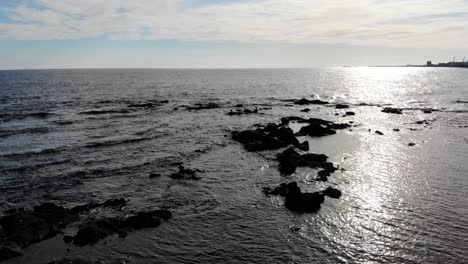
<box><xmin>293</xmin><ymin>118</ymin><xmax>350</xmax><ymax>137</ymax></box>
<box><xmin>185</xmin><ymin>102</ymin><xmax>220</xmax><ymax>111</ymax></box>
<box><xmin>317</xmin><ymin>170</ymin><xmax>331</xmax><ymax>181</ymax></box>
<box><xmin>102</xmin><ymin>198</ymin><xmax>127</xmax><ymax>208</ymax></box>
<box><xmin>345</xmin><ymin>111</ymin><xmax>355</xmax><ymax>116</ymax></box>
<box><xmin>232</xmin><ymin>122</ymin><xmax>300</xmax><ymax>152</ymax></box>
<box><xmin>296</xmin><ymin>141</ymin><xmax>309</xmax><ymax>151</ymax></box>
<box><xmin>277</xmin><ymin>148</ymin><xmax>302</xmax><ymax>174</ymax></box>
<box><xmin>170</xmin><ymin>165</ymin><xmax>202</xmax><ymax>180</ymax></box>
<box><xmin>71</xmin><ymin>210</ymin><xmax>171</xmax><ymax>246</ymax></box>
<box><xmin>382</xmin><ymin>107</ymin><xmax>403</xmax><ymax>114</ymax></box>
<box><xmin>321</xmin><ymin>187</ymin><xmax>342</xmax><ymax>199</ymax></box>
<box><xmin>375</xmin><ymin>130</ymin><xmax>384</xmax><ymax>135</ymax></box>
<box><xmin>408</xmin><ymin>142</ymin><xmax>416</xmax><ymax>147</ymax></box>
<box><xmin>263</xmin><ymin>182</ymin><xmax>342</xmax><ymax>213</ymax></box>
<box><xmin>227</xmin><ymin>107</ymin><xmax>259</xmax><ymax>116</ymax></box>
<box><xmin>294</xmin><ymin>98</ymin><xmax>328</xmax><ymax>105</ymax></box>
<box><xmin>393</xmin><ymin>128</ymin><xmax>400</xmax><ymax>132</ymax></box>
<box><xmin>149</xmin><ymin>173</ymin><xmax>162</xmax><ymax>178</ymax></box>
<box><xmin>276</xmin><ymin>148</ymin><xmax>335</xmax><ymax>175</ymax></box>
<box><xmin>300</xmin><ymin>108</ymin><xmax>311</xmax><ymax>112</ymax></box>
<box><xmin>423</xmin><ymin>110</ymin><xmax>432</xmax><ymax>114</ymax></box>
<box><xmin>335</xmin><ymin>104</ymin><xmax>349</xmax><ymax>109</ymax></box>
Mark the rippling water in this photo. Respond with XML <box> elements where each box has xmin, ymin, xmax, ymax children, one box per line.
<box><xmin>0</xmin><ymin>68</ymin><xmax>467</xmax><ymax>263</ymax></box>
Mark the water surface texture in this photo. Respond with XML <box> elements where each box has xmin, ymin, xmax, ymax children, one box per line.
<box><xmin>0</xmin><ymin>68</ymin><xmax>467</xmax><ymax>263</ymax></box>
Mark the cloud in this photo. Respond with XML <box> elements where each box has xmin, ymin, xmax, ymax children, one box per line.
<box><xmin>0</xmin><ymin>0</ymin><xmax>467</xmax><ymax>48</ymax></box>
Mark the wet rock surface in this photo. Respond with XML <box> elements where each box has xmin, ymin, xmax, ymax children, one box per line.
<box><xmin>227</xmin><ymin>107</ymin><xmax>259</xmax><ymax>116</ymax></box>
<box><xmin>232</xmin><ymin>123</ymin><xmax>300</xmax><ymax>152</ymax></box>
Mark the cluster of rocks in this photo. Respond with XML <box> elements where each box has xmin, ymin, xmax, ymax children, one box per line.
<box><xmin>0</xmin><ymin>198</ymin><xmax>171</xmax><ymax>261</ymax></box>
<box><xmin>79</xmin><ymin>100</ymin><xmax>170</xmax><ymax>115</ymax></box>
<box><xmin>227</xmin><ymin>106</ymin><xmax>259</xmax><ymax>116</ymax></box>
<box><xmin>170</xmin><ymin>165</ymin><xmax>203</xmax><ymax>180</ymax></box>
<box><xmin>262</xmin><ymin>182</ymin><xmax>341</xmax><ymax>213</ymax></box>
<box><xmin>232</xmin><ymin>110</ymin><xmax>346</xmax><ymax>214</ymax></box>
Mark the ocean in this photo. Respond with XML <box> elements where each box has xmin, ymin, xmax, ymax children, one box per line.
<box><xmin>0</xmin><ymin>68</ymin><xmax>467</xmax><ymax>263</ymax></box>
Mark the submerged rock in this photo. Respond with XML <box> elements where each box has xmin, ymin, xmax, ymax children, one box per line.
<box><xmin>71</xmin><ymin>209</ymin><xmax>172</xmax><ymax>246</ymax></box>
<box><xmin>375</xmin><ymin>130</ymin><xmax>384</xmax><ymax>135</ymax></box>
<box><xmin>300</xmin><ymin>108</ymin><xmax>311</xmax><ymax>112</ymax></box>
<box><xmin>345</xmin><ymin>111</ymin><xmax>355</xmax><ymax>116</ymax></box>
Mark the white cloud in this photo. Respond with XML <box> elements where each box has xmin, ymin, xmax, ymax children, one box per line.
<box><xmin>1</xmin><ymin>0</ymin><xmax>468</xmax><ymax>48</ymax></box>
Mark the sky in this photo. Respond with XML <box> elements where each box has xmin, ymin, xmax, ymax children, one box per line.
<box><xmin>0</xmin><ymin>0</ymin><xmax>467</xmax><ymax>69</ymax></box>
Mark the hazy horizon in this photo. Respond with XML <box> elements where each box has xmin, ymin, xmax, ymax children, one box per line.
<box><xmin>1</xmin><ymin>0</ymin><xmax>467</xmax><ymax>69</ymax></box>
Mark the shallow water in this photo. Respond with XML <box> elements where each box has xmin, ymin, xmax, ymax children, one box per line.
<box><xmin>0</xmin><ymin>68</ymin><xmax>467</xmax><ymax>263</ymax></box>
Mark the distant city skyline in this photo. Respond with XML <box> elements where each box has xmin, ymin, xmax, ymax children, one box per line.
<box><xmin>1</xmin><ymin>0</ymin><xmax>467</xmax><ymax>69</ymax></box>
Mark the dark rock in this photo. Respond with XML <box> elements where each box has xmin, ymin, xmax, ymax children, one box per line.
<box><xmin>276</xmin><ymin>148</ymin><xmax>334</xmax><ymax>175</ymax></box>
<box><xmin>72</xmin><ymin>218</ymin><xmax>124</xmax><ymax>246</ymax></box>
<box><xmin>382</xmin><ymin>107</ymin><xmax>403</xmax><ymax>114</ymax></box>
<box><xmin>185</xmin><ymin>102</ymin><xmax>220</xmax><ymax>111</ymax></box>
<box><xmin>0</xmin><ymin>243</ymin><xmax>22</xmax><ymax>261</ymax></box>
<box><xmin>375</xmin><ymin>130</ymin><xmax>384</xmax><ymax>135</ymax></box>
<box><xmin>170</xmin><ymin>165</ymin><xmax>202</xmax><ymax>180</ymax></box>
<box><xmin>69</xmin><ymin>203</ymin><xmax>101</xmax><ymax>215</ymax></box>
<box><xmin>300</xmin><ymin>108</ymin><xmax>311</xmax><ymax>112</ymax></box>
<box><xmin>263</xmin><ymin>182</ymin><xmax>301</xmax><ymax>197</ymax></box>
<box><xmin>232</xmin><ymin>122</ymin><xmax>300</xmax><ymax>152</ymax></box>
<box><xmin>149</xmin><ymin>173</ymin><xmax>162</xmax><ymax>178</ymax></box>
<box><xmin>264</xmin><ymin>182</ymin><xmax>341</xmax><ymax>213</ymax></box>
<box><xmin>294</xmin><ymin>98</ymin><xmax>328</xmax><ymax>105</ymax></box>
<box><xmin>227</xmin><ymin>107</ymin><xmax>259</xmax><ymax>116</ymax></box>
<box><xmin>335</xmin><ymin>104</ymin><xmax>349</xmax><ymax>109</ymax></box>
<box><xmin>317</xmin><ymin>170</ymin><xmax>331</xmax><ymax>181</ymax></box>
<box><xmin>345</xmin><ymin>111</ymin><xmax>355</xmax><ymax>116</ymax></box>
<box><xmin>235</xmin><ymin>104</ymin><xmax>244</xmax><ymax>107</ymax></box>
<box><xmin>63</xmin><ymin>235</ymin><xmax>73</xmax><ymax>243</ymax></box>
<box><xmin>295</xmin><ymin>118</ymin><xmax>350</xmax><ymax>137</ymax></box>
<box><xmin>321</xmin><ymin>187</ymin><xmax>342</xmax><ymax>199</ymax></box>
<box><xmin>72</xmin><ymin>209</ymin><xmax>171</xmax><ymax>246</ymax></box>
<box><xmin>102</xmin><ymin>198</ymin><xmax>127</xmax><ymax>208</ymax></box>
<box><xmin>393</xmin><ymin>128</ymin><xmax>400</xmax><ymax>132</ymax></box>
<box><xmin>408</xmin><ymin>142</ymin><xmax>416</xmax><ymax>147</ymax></box>
<box><xmin>127</xmin><ymin>103</ymin><xmax>157</xmax><ymax>108</ymax></box>
<box><xmin>423</xmin><ymin>110</ymin><xmax>432</xmax><ymax>114</ymax></box>
<box><xmin>277</xmin><ymin>148</ymin><xmax>302</xmax><ymax>175</ymax></box>
<box><xmin>296</xmin><ymin>141</ymin><xmax>309</xmax><ymax>151</ymax></box>
<box><xmin>285</xmin><ymin>191</ymin><xmax>325</xmax><ymax>213</ymax></box>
